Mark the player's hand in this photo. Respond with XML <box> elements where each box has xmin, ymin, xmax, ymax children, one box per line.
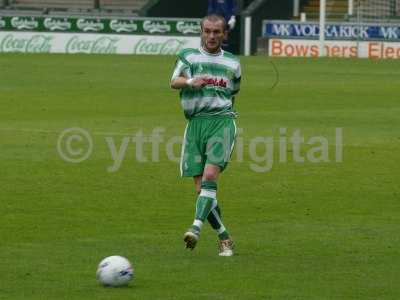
<box><xmin>187</xmin><ymin>77</ymin><xmax>209</xmax><ymax>89</ymax></box>
<box><xmin>228</xmin><ymin>16</ymin><xmax>236</xmax><ymax>30</ymax></box>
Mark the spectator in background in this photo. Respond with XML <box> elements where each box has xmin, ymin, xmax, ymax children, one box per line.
<box><xmin>207</xmin><ymin>0</ymin><xmax>238</xmax><ymax>52</ymax></box>
<box><xmin>207</xmin><ymin>0</ymin><xmax>237</xmax><ymax>52</ymax></box>
<box><xmin>207</xmin><ymin>0</ymin><xmax>238</xmax><ymax>51</ymax></box>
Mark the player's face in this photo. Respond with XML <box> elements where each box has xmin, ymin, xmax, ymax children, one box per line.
<box><xmin>201</xmin><ymin>19</ymin><xmax>226</xmax><ymax>53</ymax></box>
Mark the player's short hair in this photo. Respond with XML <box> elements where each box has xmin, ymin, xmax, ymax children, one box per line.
<box><xmin>201</xmin><ymin>14</ymin><xmax>227</xmax><ymax>31</ymax></box>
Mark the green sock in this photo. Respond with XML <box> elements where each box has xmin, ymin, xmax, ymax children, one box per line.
<box><xmin>195</xmin><ymin>196</ymin><xmax>214</xmax><ymax>221</ymax></box>
<box><xmin>193</xmin><ymin>181</ymin><xmax>217</xmax><ymax>225</ymax></box>
<box><xmin>189</xmin><ymin>224</ymin><xmax>201</xmax><ymax>235</ymax></box>
<box><xmin>207</xmin><ymin>202</ymin><xmax>230</xmax><ymax>240</ymax></box>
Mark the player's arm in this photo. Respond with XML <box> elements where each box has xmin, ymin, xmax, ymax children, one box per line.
<box><xmin>232</xmin><ymin>61</ymin><xmax>241</xmax><ymax>95</ymax></box>
<box><xmin>171</xmin><ymin>76</ymin><xmax>209</xmax><ymax>90</ymax></box>
<box><xmin>170</xmin><ymin>55</ymin><xmax>209</xmax><ymax>90</ymax></box>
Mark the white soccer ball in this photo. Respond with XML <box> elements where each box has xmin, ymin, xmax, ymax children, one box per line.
<box><xmin>96</xmin><ymin>256</ymin><xmax>134</xmax><ymax>287</ymax></box>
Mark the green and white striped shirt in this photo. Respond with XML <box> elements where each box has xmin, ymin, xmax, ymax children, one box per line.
<box><xmin>171</xmin><ymin>47</ymin><xmax>241</xmax><ymax>120</ymax></box>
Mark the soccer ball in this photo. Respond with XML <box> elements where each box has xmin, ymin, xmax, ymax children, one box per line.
<box><xmin>96</xmin><ymin>256</ymin><xmax>134</xmax><ymax>287</ymax></box>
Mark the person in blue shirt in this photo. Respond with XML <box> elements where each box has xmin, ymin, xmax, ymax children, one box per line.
<box><xmin>207</xmin><ymin>0</ymin><xmax>238</xmax><ymax>31</ymax></box>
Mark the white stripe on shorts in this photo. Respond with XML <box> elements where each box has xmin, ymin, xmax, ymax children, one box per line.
<box><xmin>179</xmin><ymin>124</ymin><xmax>189</xmax><ymax>177</ymax></box>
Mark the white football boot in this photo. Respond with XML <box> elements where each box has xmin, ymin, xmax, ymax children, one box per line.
<box><xmin>218</xmin><ymin>239</ymin><xmax>234</xmax><ymax>257</ymax></box>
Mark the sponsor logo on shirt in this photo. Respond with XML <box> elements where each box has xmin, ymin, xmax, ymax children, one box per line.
<box><xmin>206</xmin><ymin>77</ymin><xmax>227</xmax><ymax>88</ymax></box>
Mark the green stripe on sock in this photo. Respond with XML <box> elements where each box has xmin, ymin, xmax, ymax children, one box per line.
<box><xmin>201</xmin><ymin>180</ymin><xmax>217</xmax><ymax>191</ymax></box>
<box><xmin>190</xmin><ymin>225</ymin><xmax>201</xmax><ymax>235</ymax></box>
<box><xmin>208</xmin><ymin>205</ymin><xmax>231</xmax><ymax>240</ymax></box>
<box><xmin>218</xmin><ymin>230</ymin><xmax>230</xmax><ymax>241</ymax></box>
<box><xmin>207</xmin><ymin>205</ymin><xmax>222</xmax><ymax>230</ymax></box>
<box><xmin>195</xmin><ymin>196</ymin><xmax>214</xmax><ymax>221</ymax></box>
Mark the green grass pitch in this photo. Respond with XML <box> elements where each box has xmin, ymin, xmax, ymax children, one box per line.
<box><xmin>0</xmin><ymin>53</ymin><xmax>399</xmax><ymax>299</ymax></box>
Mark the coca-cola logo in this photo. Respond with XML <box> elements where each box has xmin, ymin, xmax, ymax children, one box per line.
<box><xmin>110</xmin><ymin>20</ymin><xmax>138</xmax><ymax>33</ymax></box>
<box><xmin>11</xmin><ymin>17</ymin><xmax>39</xmax><ymax>30</ymax></box>
<box><xmin>143</xmin><ymin>21</ymin><xmax>171</xmax><ymax>34</ymax></box>
<box><xmin>66</xmin><ymin>36</ymin><xmax>118</xmax><ymax>54</ymax></box>
<box><xmin>0</xmin><ymin>34</ymin><xmax>52</xmax><ymax>53</ymax></box>
<box><xmin>176</xmin><ymin>21</ymin><xmax>201</xmax><ymax>35</ymax></box>
<box><xmin>133</xmin><ymin>38</ymin><xmax>187</xmax><ymax>55</ymax></box>
<box><xmin>77</xmin><ymin>19</ymin><xmax>104</xmax><ymax>32</ymax></box>
<box><xmin>44</xmin><ymin>18</ymin><xmax>72</xmax><ymax>31</ymax></box>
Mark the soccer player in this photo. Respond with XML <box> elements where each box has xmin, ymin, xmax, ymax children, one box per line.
<box><xmin>170</xmin><ymin>14</ymin><xmax>241</xmax><ymax>257</ymax></box>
